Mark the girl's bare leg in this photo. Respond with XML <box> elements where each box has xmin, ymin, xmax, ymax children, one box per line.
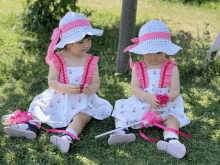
<box><xmin>67</xmin><ymin>112</ymin><xmax>91</xmax><ymax>135</ymax></box>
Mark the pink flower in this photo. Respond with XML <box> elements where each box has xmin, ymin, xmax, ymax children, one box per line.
<box><xmin>121</xmin><ymin>103</ymin><xmax>124</xmax><ymax>108</ymax></box>
<box><xmin>135</xmin><ymin>118</ymin><xmax>140</xmax><ymax>122</ymax></box>
<box><xmin>132</xmin><ymin>107</ymin><xmax>136</xmax><ymax>112</ymax></box>
<box><xmin>68</xmin><ymin>69</ymin><xmax>72</xmax><ymax>74</ymax></box>
<box><xmin>78</xmin><ymin>96</ymin><xmax>81</xmax><ymax>102</ymax></box>
<box><xmin>97</xmin><ymin>103</ymin><xmax>100</xmax><ymax>108</ymax></box>
<box><xmin>121</xmin><ymin>110</ymin><xmax>126</xmax><ymax>114</ymax></box>
<box><xmin>75</xmin><ymin>76</ymin><xmax>80</xmax><ymax>82</ymax></box>
<box><xmin>156</xmin><ymin>93</ymin><xmax>169</xmax><ymax>105</ymax></box>
<box><xmin>71</xmin><ymin>104</ymin><xmax>75</xmax><ymax>109</ymax></box>
<box><xmin>142</xmin><ymin>106</ymin><xmax>149</xmax><ymax>110</ymax></box>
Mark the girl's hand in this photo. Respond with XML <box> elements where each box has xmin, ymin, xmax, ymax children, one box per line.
<box><xmin>148</xmin><ymin>94</ymin><xmax>165</xmax><ymax>109</ymax></box>
<box><xmin>82</xmin><ymin>84</ymin><xmax>90</xmax><ymax>95</ymax></box>
<box><xmin>65</xmin><ymin>84</ymin><xmax>80</xmax><ymax>94</ymax></box>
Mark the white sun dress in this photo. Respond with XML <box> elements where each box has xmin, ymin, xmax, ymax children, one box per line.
<box><xmin>28</xmin><ymin>53</ymin><xmax>113</xmax><ymax>128</ymax></box>
<box><xmin>112</xmin><ymin>59</ymin><xmax>190</xmax><ymax>129</ymax></box>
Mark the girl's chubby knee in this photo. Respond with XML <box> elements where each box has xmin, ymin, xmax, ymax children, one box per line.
<box><xmin>77</xmin><ymin>112</ymin><xmax>91</xmax><ymax>123</ymax></box>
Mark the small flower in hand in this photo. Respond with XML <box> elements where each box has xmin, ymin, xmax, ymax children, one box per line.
<box><xmin>156</xmin><ymin>93</ymin><xmax>169</xmax><ymax>105</ymax></box>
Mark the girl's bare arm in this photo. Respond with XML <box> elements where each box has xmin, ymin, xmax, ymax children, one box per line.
<box><xmin>48</xmin><ymin>61</ymin><xmax>65</xmax><ymax>93</ymax></box>
<box><xmin>167</xmin><ymin>66</ymin><xmax>180</xmax><ymax>101</ymax></box>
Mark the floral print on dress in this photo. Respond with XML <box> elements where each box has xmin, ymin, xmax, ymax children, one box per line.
<box><xmin>68</xmin><ymin>69</ymin><xmax>72</xmax><ymax>74</ymax></box>
<box><xmin>126</xmin><ymin>118</ymin><xmax>129</xmax><ymax>124</ymax></box>
<box><xmin>75</xmin><ymin>76</ymin><xmax>80</xmax><ymax>82</ymax></box>
<box><xmin>153</xmin><ymin>70</ymin><xmax>156</xmax><ymax>74</ymax></box>
<box><xmin>121</xmin><ymin>103</ymin><xmax>124</xmax><ymax>108</ymax></box>
<box><xmin>132</xmin><ymin>107</ymin><xmax>136</xmax><ymax>112</ymax></box>
<box><xmin>173</xmin><ymin>103</ymin><xmax>177</xmax><ymax>108</ymax></box>
<box><xmin>78</xmin><ymin>95</ymin><xmax>81</xmax><ymax>102</ymax></box>
<box><xmin>71</xmin><ymin>104</ymin><xmax>75</xmax><ymax>109</ymax></box>
<box><xmin>121</xmin><ymin>110</ymin><xmax>126</xmax><ymax>114</ymax></box>
<box><xmin>50</xmin><ymin>103</ymin><xmax>53</xmax><ymax>108</ymax></box>
<box><xmin>57</xmin><ymin>98</ymin><xmax>60</xmax><ymax>103</ymax></box>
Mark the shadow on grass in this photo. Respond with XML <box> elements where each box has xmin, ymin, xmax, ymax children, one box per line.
<box><xmin>1</xmin><ymin>18</ymin><xmax>220</xmax><ymax>164</ymax></box>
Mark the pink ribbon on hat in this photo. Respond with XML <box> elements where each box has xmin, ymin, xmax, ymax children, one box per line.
<box><xmin>46</xmin><ymin>19</ymin><xmax>92</xmax><ymax>65</ymax></box>
<box><xmin>125</xmin><ymin>32</ymin><xmax>171</xmax><ymax>69</ymax></box>
<box><xmin>124</xmin><ymin>32</ymin><xmax>171</xmax><ymax>53</ymax></box>
<box><xmin>139</xmin><ymin>111</ymin><xmax>193</xmax><ymax>141</ymax></box>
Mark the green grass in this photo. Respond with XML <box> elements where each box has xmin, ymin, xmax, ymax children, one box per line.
<box><xmin>0</xmin><ymin>0</ymin><xmax>220</xmax><ymax>164</ymax></box>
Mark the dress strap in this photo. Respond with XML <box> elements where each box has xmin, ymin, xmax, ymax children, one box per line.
<box><xmin>158</xmin><ymin>59</ymin><xmax>177</xmax><ymax>88</ymax></box>
<box><xmin>51</xmin><ymin>52</ymin><xmax>69</xmax><ymax>84</ymax></box>
<box><xmin>134</xmin><ymin>60</ymin><xmax>149</xmax><ymax>89</ymax></box>
<box><xmin>81</xmin><ymin>54</ymin><xmax>99</xmax><ymax>85</ymax></box>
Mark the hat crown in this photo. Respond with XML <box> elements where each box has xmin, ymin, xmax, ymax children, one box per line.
<box><xmin>138</xmin><ymin>20</ymin><xmax>170</xmax><ymax>38</ymax></box>
<box><xmin>59</xmin><ymin>11</ymin><xmax>87</xmax><ymax>28</ymax></box>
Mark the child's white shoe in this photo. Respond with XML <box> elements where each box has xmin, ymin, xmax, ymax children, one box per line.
<box><xmin>108</xmin><ymin>129</ymin><xmax>136</xmax><ymax>145</ymax></box>
<box><xmin>157</xmin><ymin>138</ymin><xmax>186</xmax><ymax>159</ymax></box>
<box><xmin>50</xmin><ymin>134</ymin><xmax>73</xmax><ymax>153</ymax></box>
<box><xmin>4</xmin><ymin>123</ymin><xmax>39</xmax><ymax>139</ymax></box>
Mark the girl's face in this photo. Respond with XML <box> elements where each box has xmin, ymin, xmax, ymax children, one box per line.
<box><xmin>144</xmin><ymin>52</ymin><xmax>166</xmax><ymax>66</ymax></box>
<box><xmin>66</xmin><ymin>37</ymin><xmax>91</xmax><ymax>56</ymax></box>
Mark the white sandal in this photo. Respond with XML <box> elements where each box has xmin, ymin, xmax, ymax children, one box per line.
<box><xmin>157</xmin><ymin>138</ymin><xmax>186</xmax><ymax>159</ymax></box>
<box><xmin>108</xmin><ymin>129</ymin><xmax>136</xmax><ymax>145</ymax></box>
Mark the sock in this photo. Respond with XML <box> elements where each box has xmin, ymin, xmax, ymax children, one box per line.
<box><xmin>17</xmin><ymin>123</ymin><xmax>28</xmax><ymax>130</ymax></box>
<box><xmin>164</xmin><ymin>132</ymin><xmax>179</xmax><ymax>143</ymax></box>
<box><xmin>62</xmin><ymin>129</ymin><xmax>77</xmax><ymax>143</ymax></box>
<box><xmin>115</xmin><ymin>121</ymin><xmax>128</xmax><ymax>135</ymax></box>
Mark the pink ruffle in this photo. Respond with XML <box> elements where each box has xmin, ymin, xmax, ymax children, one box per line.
<box><xmin>51</xmin><ymin>52</ymin><xmax>69</xmax><ymax>84</ymax></box>
<box><xmin>81</xmin><ymin>54</ymin><xmax>99</xmax><ymax>85</ymax></box>
<box><xmin>134</xmin><ymin>60</ymin><xmax>149</xmax><ymax>89</ymax></box>
<box><xmin>158</xmin><ymin>59</ymin><xmax>177</xmax><ymax>88</ymax></box>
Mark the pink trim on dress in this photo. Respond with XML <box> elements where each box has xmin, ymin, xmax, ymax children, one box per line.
<box><xmin>81</xmin><ymin>54</ymin><xmax>99</xmax><ymax>85</ymax></box>
<box><xmin>158</xmin><ymin>59</ymin><xmax>177</xmax><ymax>88</ymax></box>
<box><xmin>134</xmin><ymin>60</ymin><xmax>149</xmax><ymax>89</ymax></box>
<box><xmin>51</xmin><ymin>52</ymin><xmax>69</xmax><ymax>84</ymax></box>
<box><xmin>134</xmin><ymin>59</ymin><xmax>177</xmax><ymax>89</ymax></box>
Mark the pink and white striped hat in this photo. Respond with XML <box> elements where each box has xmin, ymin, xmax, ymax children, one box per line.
<box><xmin>46</xmin><ymin>11</ymin><xmax>103</xmax><ymax>65</ymax></box>
<box><xmin>124</xmin><ymin>20</ymin><xmax>182</xmax><ymax>55</ymax></box>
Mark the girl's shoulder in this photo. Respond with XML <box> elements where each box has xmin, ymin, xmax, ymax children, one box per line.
<box><xmin>50</xmin><ymin>52</ymin><xmax>65</xmax><ymax>71</ymax></box>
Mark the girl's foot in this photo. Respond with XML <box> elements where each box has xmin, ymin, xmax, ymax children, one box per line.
<box><xmin>4</xmin><ymin>123</ymin><xmax>40</xmax><ymax>139</ymax></box>
<box><xmin>108</xmin><ymin>129</ymin><xmax>136</xmax><ymax>145</ymax></box>
<box><xmin>157</xmin><ymin>138</ymin><xmax>186</xmax><ymax>159</ymax></box>
<box><xmin>50</xmin><ymin>133</ymin><xmax>74</xmax><ymax>153</ymax></box>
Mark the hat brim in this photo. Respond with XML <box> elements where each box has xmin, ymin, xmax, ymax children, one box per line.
<box><xmin>129</xmin><ymin>39</ymin><xmax>182</xmax><ymax>55</ymax></box>
<box><xmin>54</xmin><ymin>27</ymin><xmax>103</xmax><ymax>50</ymax></box>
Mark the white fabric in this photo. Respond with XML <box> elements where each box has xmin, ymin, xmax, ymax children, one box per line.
<box><xmin>129</xmin><ymin>20</ymin><xmax>182</xmax><ymax>55</ymax></box>
<box><xmin>28</xmin><ymin>67</ymin><xmax>113</xmax><ymax>128</ymax></box>
<box><xmin>115</xmin><ymin>120</ymin><xmax>127</xmax><ymax>129</ymax></box>
<box><xmin>54</xmin><ymin>11</ymin><xmax>103</xmax><ymax>50</ymax></box>
<box><xmin>112</xmin><ymin>69</ymin><xmax>190</xmax><ymax>129</ymax></box>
